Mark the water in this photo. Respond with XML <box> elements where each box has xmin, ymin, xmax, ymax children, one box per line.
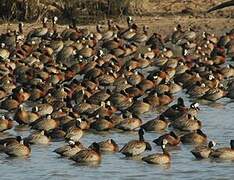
<box><xmin>1</xmin><ymin>94</ymin><xmax>234</xmax><ymax>180</ymax></box>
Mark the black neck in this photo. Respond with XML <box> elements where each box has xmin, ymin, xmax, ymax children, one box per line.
<box><xmin>139</xmin><ymin>133</ymin><xmax>144</xmax><ymax>141</ymax></box>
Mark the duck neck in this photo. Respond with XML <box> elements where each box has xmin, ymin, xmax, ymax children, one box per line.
<box><xmin>139</xmin><ymin>133</ymin><xmax>144</xmax><ymax>142</ymax></box>
<box><xmin>230</xmin><ymin>140</ymin><xmax>234</xmax><ymax>149</ymax></box>
<box><xmin>19</xmin><ymin>24</ymin><xmax>23</xmax><ymax>34</ymax></box>
<box><xmin>53</xmin><ymin>22</ymin><xmax>57</xmax><ymax>34</ymax></box>
<box><xmin>162</xmin><ymin>145</ymin><xmax>170</xmax><ymax>156</ymax></box>
<box><xmin>93</xmin><ymin>146</ymin><xmax>101</xmax><ymax>155</ymax></box>
<box><xmin>43</xmin><ymin>20</ymin><xmax>47</xmax><ymax>28</ymax></box>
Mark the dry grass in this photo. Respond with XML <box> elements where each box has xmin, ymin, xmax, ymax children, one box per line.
<box><xmin>0</xmin><ymin>0</ymin><xmax>149</xmax><ymax>23</ymax></box>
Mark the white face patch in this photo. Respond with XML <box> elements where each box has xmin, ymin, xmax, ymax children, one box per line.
<box><xmin>208</xmin><ymin>75</ymin><xmax>214</xmax><ymax>80</ymax></box>
<box><xmin>106</xmin><ymin>101</ymin><xmax>111</xmax><ymax>106</ymax></box>
<box><xmin>212</xmin><ymin>141</ymin><xmax>216</xmax><ymax>147</ymax></box>
<box><xmin>184</xmin><ymin>49</ymin><xmax>188</xmax><ymax>56</ymax></box>
<box><xmin>201</xmin><ymin>83</ymin><xmax>206</xmax><ymax>87</ymax></box>
<box><xmin>163</xmin><ymin>139</ymin><xmax>168</xmax><ymax>145</ymax></box>
<box><xmin>76</xmin><ymin>118</ymin><xmax>82</xmax><ymax>123</ymax></box>
<box><xmin>69</xmin><ymin>140</ymin><xmax>75</xmax><ymax>145</ymax></box>
<box><xmin>153</xmin><ymin>76</ymin><xmax>158</xmax><ymax>80</ymax></box>
<box><xmin>194</xmin><ymin>103</ymin><xmax>199</xmax><ymax>108</ymax></box>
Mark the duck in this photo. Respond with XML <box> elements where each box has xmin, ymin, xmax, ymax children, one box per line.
<box><xmin>181</xmin><ymin>129</ymin><xmax>207</xmax><ymax>145</ymax></box>
<box><xmin>128</xmin><ymin>100</ymin><xmax>151</xmax><ymax>115</ymax></box>
<box><xmin>0</xmin><ymin>96</ymin><xmax>20</xmax><ymax>111</ymax></box>
<box><xmin>31</xmin><ymin>115</ymin><xmax>59</xmax><ymax>131</ymax></box>
<box><xmin>137</xmin><ymin>79</ymin><xmax>155</xmax><ymax>92</ymax></box>
<box><xmin>186</xmin><ymin>102</ymin><xmax>200</xmax><ymax>117</ymax></box>
<box><xmin>125</xmin><ymin>86</ymin><xmax>144</xmax><ymax>98</ymax></box>
<box><xmin>71</xmin><ymin>142</ymin><xmax>101</xmax><ymax>163</ymax></box>
<box><xmin>0</xmin><ymin>87</ymin><xmax>9</xmax><ymax>100</ymax></box>
<box><xmin>25</xmin><ymin>130</ymin><xmax>50</xmax><ymax>145</ymax></box>
<box><xmin>220</xmin><ymin>64</ymin><xmax>234</xmax><ymax>79</ymax></box>
<box><xmin>87</xmin><ymin>89</ymin><xmax>111</xmax><ymax>105</ymax></box>
<box><xmin>27</xmin><ymin>17</ymin><xmax>49</xmax><ymax>39</ymax></box>
<box><xmin>109</xmin><ymin>90</ymin><xmax>133</xmax><ymax>110</ymax></box>
<box><xmin>161</xmin><ymin>97</ymin><xmax>186</xmax><ymax>120</ymax></box>
<box><xmin>0</xmin><ymin>136</ymin><xmax>22</xmax><ymax>151</ymax></box>
<box><xmin>93</xmin><ymin>101</ymin><xmax>117</xmax><ymax>118</ymax></box>
<box><xmin>126</xmin><ymin>70</ymin><xmax>144</xmax><ymax>86</ymax></box>
<box><xmin>90</xmin><ymin>115</ymin><xmax>114</xmax><ymax>131</ymax></box>
<box><xmin>153</xmin><ymin>131</ymin><xmax>180</xmax><ymax>146</ymax></box>
<box><xmin>64</xmin><ymin>119</ymin><xmax>83</xmax><ymax>142</ymax></box>
<box><xmin>209</xmin><ymin>140</ymin><xmax>234</xmax><ymax>160</ymax></box>
<box><xmin>172</xmin><ymin>114</ymin><xmax>202</xmax><ymax>131</ymax></box>
<box><xmin>4</xmin><ymin>138</ymin><xmax>31</xmax><ymax>157</ymax></box>
<box><xmin>130</xmin><ymin>26</ymin><xmax>148</xmax><ymax>43</ymax></box>
<box><xmin>120</xmin><ymin>128</ymin><xmax>152</xmax><ymax>156</ymax></box>
<box><xmin>14</xmin><ymin>105</ymin><xmax>39</xmax><ymax>125</ymax></box>
<box><xmin>187</xmin><ymin>81</ymin><xmax>210</xmax><ymax>98</ymax></box>
<box><xmin>142</xmin><ymin>139</ymin><xmax>171</xmax><ymax>164</ymax></box>
<box><xmin>116</xmin><ymin>113</ymin><xmax>142</xmax><ymax>131</ymax></box>
<box><xmin>91</xmin><ymin>139</ymin><xmax>119</xmax><ymax>153</ymax></box>
<box><xmin>0</xmin><ymin>115</ymin><xmax>13</xmax><ymax>132</ymax></box>
<box><xmin>32</xmin><ymin>103</ymin><xmax>53</xmax><ymax>116</ymax></box>
<box><xmin>227</xmin><ymin>80</ymin><xmax>234</xmax><ymax>99</ymax></box>
<box><xmin>54</xmin><ymin>140</ymin><xmax>84</xmax><ymax>158</ymax></box>
<box><xmin>143</xmin><ymin>91</ymin><xmax>160</xmax><ymax>108</ymax></box>
<box><xmin>191</xmin><ymin>140</ymin><xmax>216</xmax><ymax>159</ymax></box>
<box><xmin>202</xmin><ymin>85</ymin><xmax>227</xmax><ymax>101</ymax></box>
<box><xmin>0</xmin><ymin>43</ymin><xmax>10</xmax><ymax>60</ymax></box>
<box><xmin>141</xmin><ymin>115</ymin><xmax>170</xmax><ymax>132</ymax></box>
<box><xmin>12</xmin><ymin>88</ymin><xmax>30</xmax><ymax>104</ymax></box>
<box><xmin>158</xmin><ymin>92</ymin><xmax>174</xmax><ymax>106</ymax></box>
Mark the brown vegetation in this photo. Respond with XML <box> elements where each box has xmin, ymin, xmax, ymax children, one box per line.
<box><xmin>0</xmin><ymin>0</ymin><xmax>233</xmax><ymax>23</ymax></box>
<box><xmin>0</xmin><ymin>0</ymin><xmax>150</xmax><ymax>22</ymax></box>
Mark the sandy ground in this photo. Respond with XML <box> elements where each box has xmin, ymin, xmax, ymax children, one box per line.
<box><xmin>0</xmin><ymin>0</ymin><xmax>234</xmax><ymax>37</ymax></box>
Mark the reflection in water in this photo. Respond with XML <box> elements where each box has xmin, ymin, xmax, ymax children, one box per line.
<box><xmin>143</xmin><ymin>162</ymin><xmax>171</xmax><ymax>170</ymax></box>
<box><xmin>72</xmin><ymin>161</ymin><xmax>101</xmax><ymax>168</ymax></box>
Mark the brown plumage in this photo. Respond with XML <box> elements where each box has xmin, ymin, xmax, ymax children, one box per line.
<box><xmin>71</xmin><ymin>142</ymin><xmax>101</xmax><ymax>163</ymax></box>
<box><xmin>142</xmin><ymin>139</ymin><xmax>171</xmax><ymax>164</ymax></box>
<box><xmin>120</xmin><ymin>128</ymin><xmax>152</xmax><ymax>156</ymax></box>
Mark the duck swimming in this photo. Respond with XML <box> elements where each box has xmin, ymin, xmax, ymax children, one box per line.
<box><xmin>153</xmin><ymin>131</ymin><xmax>181</xmax><ymax>146</ymax></box>
<box><xmin>191</xmin><ymin>140</ymin><xmax>216</xmax><ymax>159</ymax></box>
<box><xmin>142</xmin><ymin>139</ymin><xmax>171</xmax><ymax>164</ymax></box>
<box><xmin>209</xmin><ymin>140</ymin><xmax>234</xmax><ymax>160</ymax></box>
<box><xmin>4</xmin><ymin>137</ymin><xmax>31</xmax><ymax>157</ymax></box>
<box><xmin>71</xmin><ymin>142</ymin><xmax>101</xmax><ymax>163</ymax></box>
<box><xmin>120</xmin><ymin>128</ymin><xmax>151</xmax><ymax>156</ymax></box>
<box><xmin>54</xmin><ymin>140</ymin><xmax>84</xmax><ymax>158</ymax></box>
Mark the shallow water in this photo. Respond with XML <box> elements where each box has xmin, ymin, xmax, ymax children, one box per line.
<box><xmin>1</xmin><ymin>93</ymin><xmax>234</xmax><ymax>180</ymax></box>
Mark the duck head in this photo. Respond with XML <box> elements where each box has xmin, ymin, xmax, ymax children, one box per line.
<box><xmin>138</xmin><ymin>128</ymin><xmax>145</xmax><ymax>141</ymax></box>
<box><xmin>68</xmin><ymin>140</ymin><xmax>76</xmax><ymax>148</ymax></box>
<box><xmin>162</xmin><ymin>138</ymin><xmax>168</xmax><ymax>149</ymax></box>
<box><xmin>230</xmin><ymin>140</ymin><xmax>234</xmax><ymax>149</ymax></box>
<box><xmin>190</xmin><ymin>102</ymin><xmax>200</xmax><ymax>110</ymax></box>
<box><xmin>208</xmin><ymin>140</ymin><xmax>216</xmax><ymax>148</ymax></box>
<box><xmin>177</xmin><ymin>97</ymin><xmax>185</xmax><ymax>107</ymax></box>
<box><xmin>91</xmin><ymin>142</ymin><xmax>100</xmax><ymax>153</ymax></box>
